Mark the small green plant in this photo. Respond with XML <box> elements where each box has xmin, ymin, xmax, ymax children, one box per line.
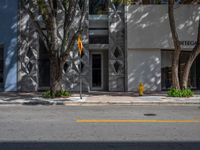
<box><xmin>167</xmin><ymin>88</ymin><xmax>193</xmax><ymax>97</ymax></box>
<box><xmin>42</xmin><ymin>89</ymin><xmax>71</xmax><ymax>98</ymax></box>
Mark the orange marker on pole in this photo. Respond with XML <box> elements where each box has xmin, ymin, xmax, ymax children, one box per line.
<box><xmin>77</xmin><ymin>34</ymin><xmax>84</xmax><ymax>99</ymax></box>
<box><xmin>77</xmin><ymin>35</ymin><xmax>84</xmax><ymax>57</ymax></box>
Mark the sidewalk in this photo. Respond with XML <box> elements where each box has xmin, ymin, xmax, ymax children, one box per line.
<box><xmin>0</xmin><ymin>92</ymin><xmax>200</xmax><ymax>106</ymax></box>
<box><xmin>79</xmin><ymin>94</ymin><xmax>200</xmax><ymax>106</ymax></box>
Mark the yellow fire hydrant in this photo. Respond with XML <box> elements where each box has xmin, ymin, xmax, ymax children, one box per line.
<box><xmin>138</xmin><ymin>82</ymin><xmax>144</xmax><ymax>96</ymax></box>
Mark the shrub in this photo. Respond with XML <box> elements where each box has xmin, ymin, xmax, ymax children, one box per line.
<box><xmin>42</xmin><ymin>89</ymin><xmax>71</xmax><ymax>99</ymax></box>
<box><xmin>167</xmin><ymin>88</ymin><xmax>193</xmax><ymax>97</ymax></box>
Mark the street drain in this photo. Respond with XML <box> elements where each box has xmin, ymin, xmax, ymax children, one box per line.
<box><xmin>144</xmin><ymin>113</ymin><xmax>157</xmax><ymax>116</ymax></box>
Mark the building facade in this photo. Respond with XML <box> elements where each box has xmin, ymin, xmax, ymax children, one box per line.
<box><xmin>0</xmin><ymin>0</ymin><xmax>200</xmax><ymax>92</ymax></box>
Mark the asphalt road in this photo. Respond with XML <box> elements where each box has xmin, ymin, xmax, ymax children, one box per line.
<box><xmin>0</xmin><ymin>105</ymin><xmax>200</xmax><ymax>150</ymax></box>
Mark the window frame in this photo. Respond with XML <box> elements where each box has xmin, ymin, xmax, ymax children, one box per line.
<box><xmin>89</xmin><ymin>0</ymin><xmax>109</xmax><ymax>15</ymax></box>
<box><xmin>161</xmin><ymin>49</ymin><xmax>197</xmax><ymax>90</ymax></box>
<box><xmin>0</xmin><ymin>43</ymin><xmax>4</xmax><ymax>88</ymax></box>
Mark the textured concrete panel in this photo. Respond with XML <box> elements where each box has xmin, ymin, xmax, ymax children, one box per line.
<box><xmin>18</xmin><ymin>6</ymin><xmax>39</xmax><ymax>92</ymax></box>
<box><xmin>18</xmin><ymin>1</ymin><xmax>89</xmax><ymax>92</ymax></box>
<box><xmin>109</xmin><ymin>0</ymin><xmax>125</xmax><ymax>91</ymax></box>
<box><xmin>61</xmin><ymin>0</ymin><xmax>90</xmax><ymax>92</ymax></box>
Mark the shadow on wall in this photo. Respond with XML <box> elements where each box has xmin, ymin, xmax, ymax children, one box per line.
<box><xmin>0</xmin><ymin>0</ymin><xmax>18</xmax><ymax>91</ymax></box>
<box><xmin>126</xmin><ymin>5</ymin><xmax>200</xmax><ymax>49</ymax></box>
<box><xmin>128</xmin><ymin>50</ymin><xmax>161</xmax><ymax>92</ymax></box>
<box><xmin>0</xmin><ymin>141</ymin><xmax>200</xmax><ymax>150</ymax></box>
<box><xmin>126</xmin><ymin>5</ymin><xmax>200</xmax><ymax>92</ymax></box>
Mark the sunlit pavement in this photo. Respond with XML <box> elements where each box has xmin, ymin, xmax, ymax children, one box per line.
<box><xmin>0</xmin><ymin>105</ymin><xmax>200</xmax><ymax>150</ymax></box>
<box><xmin>1</xmin><ymin>92</ymin><xmax>200</xmax><ymax>105</ymax></box>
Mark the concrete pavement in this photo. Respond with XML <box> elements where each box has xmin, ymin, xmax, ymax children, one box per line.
<box><xmin>0</xmin><ymin>92</ymin><xmax>200</xmax><ymax>105</ymax></box>
<box><xmin>0</xmin><ymin>105</ymin><xmax>200</xmax><ymax>150</ymax></box>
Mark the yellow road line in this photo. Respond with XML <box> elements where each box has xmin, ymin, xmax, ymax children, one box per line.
<box><xmin>77</xmin><ymin>120</ymin><xmax>200</xmax><ymax>123</ymax></box>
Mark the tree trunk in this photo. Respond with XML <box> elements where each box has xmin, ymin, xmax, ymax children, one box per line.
<box><xmin>168</xmin><ymin>0</ymin><xmax>181</xmax><ymax>89</ymax></box>
<box><xmin>172</xmin><ymin>55</ymin><xmax>181</xmax><ymax>89</ymax></box>
<box><xmin>182</xmin><ymin>49</ymin><xmax>200</xmax><ymax>89</ymax></box>
<box><xmin>50</xmin><ymin>56</ymin><xmax>63</xmax><ymax>93</ymax></box>
<box><xmin>182</xmin><ymin>20</ymin><xmax>200</xmax><ymax>88</ymax></box>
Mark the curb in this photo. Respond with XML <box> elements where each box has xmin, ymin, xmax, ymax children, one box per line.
<box><xmin>0</xmin><ymin>101</ymin><xmax>200</xmax><ymax>106</ymax></box>
<box><xmin>63</xmin><ymin>101</ymin><xmax>200</xmax><ymax>106</ymax></box>
<box><xmin>0</xmin><ymin>100</ymin><xmax>65</xmax><ymax>106</ymax></box>
<box><xmin>0</xmin><ymin>97</ymin><xmax>200</xmax><ymax>106</ymax></box>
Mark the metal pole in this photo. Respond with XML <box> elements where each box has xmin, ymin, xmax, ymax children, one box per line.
<box><xmin>80</xmin><ymin>74</ymin><xmax>82</xmax><ymax>99</ymax></box>
<box><xmin>79</xmin><ymin>64</ymin><xmax>82</xmax><ymax>100</ymax></box>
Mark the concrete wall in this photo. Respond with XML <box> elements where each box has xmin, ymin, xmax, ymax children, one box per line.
<box><xmin>0</xmin><ymin>0</ymin><xmax>18</xmax><ymax>91</ymax></box>
<box><xmin>128</xmin><ymin>49</ymin><xmax>161</xmax><ymax>92</ymax></box>
<box><xmin>109</xmin><ymin>0</ymin><xmax>125</xmax><ymax>91</ymax></box>
<box><xmin>127</xmin><ymin>5</ymin><xmax>200</xmax><ymax>91</ymax></box>
<box><xmin>127</xmin><ymin>5</ymin><xmax>200</xmax><ymax>49</ymax></box>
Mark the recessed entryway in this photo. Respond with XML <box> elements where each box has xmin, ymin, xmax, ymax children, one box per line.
<box><xmin>92</xmin><ymin>53</ymin><xmax>103</xmax><ymax>90</ymax></box>
<box><xmin>92</xmin><ymin>54</ymin><xmax>102</xmax><ymax>89</ymax></box>
<box><xmin>90</xmin><ymin>51</ymin><xmax>108</xmax><ymax>91</ymax></box>
<box><xmin>38</xmin><ymin>39</ymin><xmax>50</xmax><ymax>90</ymax></box>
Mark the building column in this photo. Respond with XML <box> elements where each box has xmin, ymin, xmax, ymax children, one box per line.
<box><xmin>108</xmin><ymin>0</ymin><xmax>125</xmax><ymax>91</ymax></box>
<box><xmin>18</xmin><ymin>1</ymin><xmax>39</xmax><ymax>92</ymax></box>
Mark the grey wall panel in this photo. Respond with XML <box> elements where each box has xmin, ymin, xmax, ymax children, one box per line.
<box><xmin>108</xmin><ymin>0</ymin><xmax>125</xmax><ymax>91</ymax></box>
<box><xmin>18</xmin><ymin>2</ymin><xmax>39</xmax><ymax>92</ymax></box>
<box><xmin>128</xmin><ymin>49</ymin><xmax>161</xmax><ymax>92</ymax></box>
<box><xmin>62</xmin><ymin>0</ymin><xmax>90</xmax><ymax>92</ymax></box>
<box><xmin>18</xmin><ymin>1</ymin><xmax>89</xmax><ymax>92</ymax></box>
<box><xmin>127</xmin><ymin>5</ymin><xmax>200</xmax><ymax>49</ymax></box>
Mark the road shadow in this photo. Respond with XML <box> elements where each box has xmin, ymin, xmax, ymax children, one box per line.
<box><xmin>0</xmin><ymin>141</ymin><xmax>200</xmax><ymax>150</ymax></box>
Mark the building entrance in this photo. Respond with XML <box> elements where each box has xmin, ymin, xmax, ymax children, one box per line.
<box><xmin>92</xmin><ymin>53</ymin><xmax>102</xmax><ymax>90</ymax></box>
<box><xmin>90</xmin><ymin>51</ymin><xmax>108</xmax><ymax>91</ymax></box>
<box><xmin>38</xmin><ymin>40</ymin><xmax>50</xmax><ymax>90</ymax></box>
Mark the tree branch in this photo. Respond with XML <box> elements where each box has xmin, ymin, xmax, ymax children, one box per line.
<box><xmin>168</xmin><ymin>0</ymin><xmax>181</xmax><ymax>51</ymax></box>
<box><xmin>21</xmin><ymin>0</ymin><xmax>50</xmax><ymax>52</ymax></box>
<box><xmin>61</xmin><ymin>0</ymin><xmax>87</xmax><ymax>62</ymax></box>
<box><xmin>60</xmin><ymin>0</ymin><xmax>79</xmax><ymax>54</ymax></box>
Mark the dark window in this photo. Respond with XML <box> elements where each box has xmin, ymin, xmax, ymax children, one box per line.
<box><xmin>161</xmin><ymin>50</ymin><xmax>197</xmax><ymax>90</ymax></box>
<box><xmin>53</xmin><ymin>0</ymin><xmax>57</xmax><ymax>9</ymax></box>
<box><xmin>161</xmin><ymin>50</ymin><xmax>173</xmax><ymax>89</ymax></box>
<box><xmin>92</xmin><ymin>54</ymin><xmax>102</xmax><ymax>88</ymax></box>
<box><xmin>89</xmin><ymin>35</ymin><xmax>109</xmax><ymax>44</ymax></box>
<box><xmin>39</xmin><ymin>40</ymin><xmax>50</xmax><ymax>88</ymax></box>
<box><xmin>179</xmin><ymin>51</ymin><xmax>196</xmax><ymax>88</ymax></box>
<box><xmin>79</xmin><ymin>0</ymin><xmax>84</xmax><ymax>9</ymax></box>
<box><xmin>89</xmin><ymin>28</ymin><xmax>108</xmax><ymax>30</ymax></box>
<box><xmin>89</xmin><ymin>0</ymin><xmax>108</xmax><ymax>14</ymax></box>
<box><xmin>196</xmin><ymin>55</ymin><xmax>200</xmax><ymax>89</ymax></box>
<box><xmin>0</xmin><ymin>45</ymin><xmax>3</xmax><ymax>84</ymax></box>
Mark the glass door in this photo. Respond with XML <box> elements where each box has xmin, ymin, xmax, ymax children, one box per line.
<box><xmin>92</xmin><ymin>54</ymin><xmax>103</xmax><ymax>90</ymax></box>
